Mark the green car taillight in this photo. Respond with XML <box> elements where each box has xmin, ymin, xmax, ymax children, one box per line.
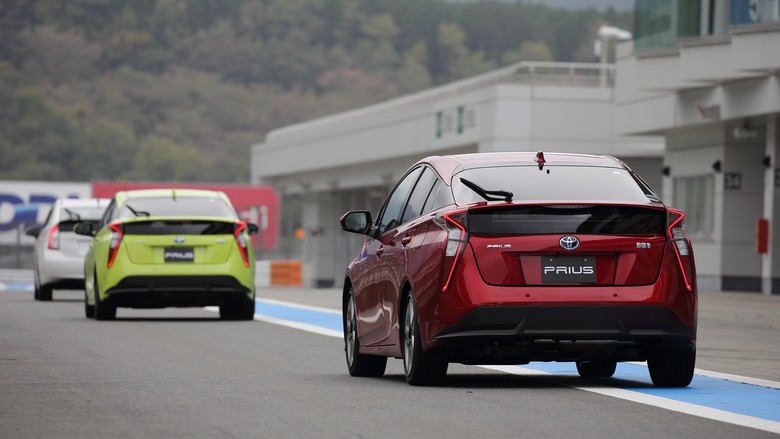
<box><xmin>107</xmin><ymin>223</ymin><xmax>124</xmax><ymax>268</ymax></box>
<box><xmin>234</xmin><ymin>221</ymin><xmax>250</xmax><ymax>267</ymax></box>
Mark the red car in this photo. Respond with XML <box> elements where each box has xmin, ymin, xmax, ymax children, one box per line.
<box><xmin>340</xmin><ymin>152</ymin><xmax>697</xmax><ymax>387</ymax></box>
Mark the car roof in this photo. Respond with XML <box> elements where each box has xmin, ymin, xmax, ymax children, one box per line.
<box><xmin>59</xmin><ymin>198</ymin><xmax>110</xmax><ymax>208</ymax></box>
<box><xmin>113</xmin><ymin>189</ymin><xmax>228</xmax><ymax>204</ymax></box>
<box><xmin>422</xmin><ymin>152</ymin><xmax>626</xmax><ymax>182</ymax></box>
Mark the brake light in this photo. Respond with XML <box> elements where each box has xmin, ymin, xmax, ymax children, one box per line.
<box><xmin>667</xmin><ymin>209</ymin><xmax>693</xmax><ymax>291</ymax></box>
<box><xmin>234</xmin><ymin>221</ymin><xmax>250</xmax><ymax>267</ymax></box>
<box><xmin>47</xmin><ymin>224</ymin><xmax>60</xmax><ymax>250</ymax></box>
<box><xmin>441</xmin><ymin>210</ymin><xmax>468</xmax><ymax>293</ymax></box>
<box><xmin>107</xmin><ymin>223</ymin><xmax>123</xmax><ymax>268</ymax></box>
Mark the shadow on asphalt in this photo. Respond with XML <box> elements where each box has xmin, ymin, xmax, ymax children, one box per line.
<box><xmin>372</xmin><ymin>373</ymin><xmax>652</xmax><ymax>389</ymax></box>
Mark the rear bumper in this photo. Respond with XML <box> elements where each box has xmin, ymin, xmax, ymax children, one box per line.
<box><xmin>37</xmin><ymin>249</ymin><xmax>85</xmax><ymax>286</ymax></box>
<box><xmin>104</xmin><ymin>275</ymin><xmax>252</xmax><ymax>308</ymax></box>
<box><xmin>435</xmin><ymin>306</ymin><xmax>695</xmax><ymax>341</ymax></box>
<box><xmin>433</xmin><ymin>306</ymin><xmax>695</xmax><ymax>364</ymax></box>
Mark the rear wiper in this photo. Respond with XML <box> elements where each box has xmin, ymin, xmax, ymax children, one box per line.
<box><xmin>460</xmin><ymin>178</ymin><xmax>513</xmax><ymax>203</ymax></box>
<box><xmin>125</xmin><ymin>204</ymin><xmax>150</xmax><ymax>217</ymax></box>
<box><xmin>63</xmin><ymin>208</ymin><xmax>81</xmax><ymax>221</ymax></box>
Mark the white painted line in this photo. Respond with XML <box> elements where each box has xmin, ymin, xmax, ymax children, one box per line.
<box><xmin>252</xmin><ymin>315</ymin><xmax>343</xmax><ymax>338</ymax></box>
<box><xmin>627</xmin><ymin>361</ymin><xmax>780</xmax><ymax>390</ymax></box>
<box><xmin>482</xmin><ymin>366</ymin><xmax>780</xmax><ymax>435</ymax></box>
<box><xmin>694</xmin><ymin>368</ymin><xmax>780</xmax><ymax>390</ymax></box>
<box><xmin>203</xmin><ymin>305</ymin><xmax>343</xmax><ymax>338</ymax></box>
<box><xmin>207</xmin><ymin>301</ymin><xmax>780</xmax><ymax>435</ymax></box>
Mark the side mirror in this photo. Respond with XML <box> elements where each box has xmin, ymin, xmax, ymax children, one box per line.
<box><xmin>339</xmin><ymin>211</ymin><xmax>373</xmax><ymax>235</ymax></box>
<box><xmin>25</xmin><ymin>226</ymin><xmax>41</xmax><ymax>238</ymax></box>
<box><xmin>74</xmin><ymin>222</ymin><xmax>96</xmax><ymax>237</ymax></box>
<box><xmin>247</xmin><ymin>223</ymin><xmax>259</xmax><ymax>235</ymax></box>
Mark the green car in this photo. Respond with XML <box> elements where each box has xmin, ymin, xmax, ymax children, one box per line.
<box><xmin>76</xmin><ymin>189</ymin><xmax>258</xmax><ymax>321</ymax></box>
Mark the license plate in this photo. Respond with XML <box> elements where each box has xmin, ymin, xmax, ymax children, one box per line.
<box><xmin>542</xmin><ymin>256</ymin><xmax>596</xmax><ymax>283</ymax></box>
<box><xmin>164</xmin><ymin>247</ymin><xmax>194</xmax><ymax>262</ymax></box>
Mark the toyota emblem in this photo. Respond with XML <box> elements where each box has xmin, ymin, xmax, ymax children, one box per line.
<box><xmin>174</xmin><ymin>236</ymin><xmax>186</xmax><ymax>244</ymax></box>
<box><xmin>559</xmin><ymin>236</ymin><xmax>579</xmax><ymax>250</ymax></box>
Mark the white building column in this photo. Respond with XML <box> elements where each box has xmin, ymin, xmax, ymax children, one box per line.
<box><xmin>301</xmin><ymin>192</ymin><xmax>339</xmax><ymax>288</ymax></box>
<box><xmin>762</xmin><ymin>114</ymin><xmax>780</xmax><ymax>294</ymax></box>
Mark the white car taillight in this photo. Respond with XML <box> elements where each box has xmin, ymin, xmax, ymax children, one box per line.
<box><xmin>47</xmin><ymin>224</ymin><xmax>60</xmax><ymax>250</ymax></box>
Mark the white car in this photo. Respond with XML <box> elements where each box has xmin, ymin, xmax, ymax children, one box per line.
<box><xmin>26</xmin><ymin>198</ymin><xmax>109</xmax><ymax>301</ymax></box>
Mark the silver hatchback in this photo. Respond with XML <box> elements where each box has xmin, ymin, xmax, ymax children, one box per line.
<box><xmin>26</xmin><ymin>198</ymin><xmax>109</xmax><ymax>301</ymax></box>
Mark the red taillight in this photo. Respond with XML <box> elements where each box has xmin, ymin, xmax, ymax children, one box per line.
<box><xmin>441</xmin><ymin>209</ymin><xmax>468</xmax><ymax>293</ymax></box>
<box><xmin>234</xmin><ymin>221</ymin><xmax>250</xmax><ymax>267</ymax></box>
<box><xmin>47</xmin><ymin>224</ymin><xmax>60</xmax><ymax>250</ymax></box>
<box><xmin>107</xmin><ymin>223</ymin><xmax>123</xmax><ymax>268</ymax></box>
<box><xmin>667</xmin><ymin>209</ymin><xmax>693</xmax><ymax>291</ymax></box>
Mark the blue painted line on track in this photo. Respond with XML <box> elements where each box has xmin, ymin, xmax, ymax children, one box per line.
<box><xmin>522</xmin><ymin>362</ymin><xmax>780</xmax><ymax>422</ymax></box>
<box><xmin>253</xmin><ymin>299</ymin><xmax>780</xmax><ymax>424</ymax></box>
<box><xmin>255</xmin><ymin>301</ymin><xmax>342</xmax><ymax>332</ymax></box>
<box><xmin>0</xmin><ymin>282</ymin><xmax>34</xmax><ymax>291</ymax></box>
<box><xmin>4</xmin><ymin>280</ymin><xmax>778</xmax><ymax>425</ymax></box>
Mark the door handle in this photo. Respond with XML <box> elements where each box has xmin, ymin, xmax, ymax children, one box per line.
<box><xmin>401</xmin><ymin>236</ymin><xmax>412</xmax><ymax>246</ymax></box>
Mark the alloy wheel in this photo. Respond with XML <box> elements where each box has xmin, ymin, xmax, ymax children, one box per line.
<box><xmin>403</xmin><ymin>299</ymin><xmax>415</xmax><ymax>374</ymax></box>
<box><xmin>345</xmin><ymin>296</ymin><xmax>356</xmax><ymax>367</ymax></box>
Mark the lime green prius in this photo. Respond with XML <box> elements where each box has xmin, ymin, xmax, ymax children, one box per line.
<box><xmin>76</xmin><ymin>189</ymin><xmax>258</xmax><ymax>321</ymax></box>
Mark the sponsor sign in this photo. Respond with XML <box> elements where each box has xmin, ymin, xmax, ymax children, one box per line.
<box><xmin>0</xmin><ymin>181</ymin><xmax>92</xmax><ymax>245</ymax></box>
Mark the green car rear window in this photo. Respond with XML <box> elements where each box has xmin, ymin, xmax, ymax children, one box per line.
<box><xmin>119</xmin><ymin>196</ymin><xmax>237</xmax><ymax>219</ymax></box>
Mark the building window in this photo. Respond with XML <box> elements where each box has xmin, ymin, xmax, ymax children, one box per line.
<box><xmin>635</xmin><ymin>0</ymin><xmax>701</xmax><ymax>50</ymax></box>
<box><xmin>730</xmin><ymin>0</ymin><xmax>780</xmax><ymax>26</ymax></box>
<box><xmin>673</xmin><ymin>174</ymin><xmax>715</xmax><ymax>240</ymax></box>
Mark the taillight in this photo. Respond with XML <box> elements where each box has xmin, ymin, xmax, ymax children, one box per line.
<box><xmin>107</xmin><ymin>223</ymin><xmax>123</xmax><ymax>268</ymax></box>
<box><xmin>667</xmin><ymin>209</ymin><xmax>693</xmax><ymax>291</ymax></box>
<box><xmin>47</xmin><ymin>224</ymin><xmax>60</xmax><ymax>250</ymax></box>
<box><xmin>440</xmin><ymin>209</ymin><xmax>468</xmax><ymax>293</ymax></box>
<box><xmin>234</xmin><ymin>221</ymin><xmax>250</xmax><ymax>267</ymax></box>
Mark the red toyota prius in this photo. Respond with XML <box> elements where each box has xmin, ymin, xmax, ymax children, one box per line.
<box><xmin>339</xmin><ymin>152</ymin><xmax>696</xmax><ymax>387</ymax></box>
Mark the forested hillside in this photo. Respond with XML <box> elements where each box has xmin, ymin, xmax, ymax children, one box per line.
<box><xmin>0</xmin><ymin>0</ymin><xmax>631</xmax><ymax>183</ymax></box>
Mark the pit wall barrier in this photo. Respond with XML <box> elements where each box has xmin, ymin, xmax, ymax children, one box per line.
<box><xmin>256</xmin><ymin>260</ymin><xmax>302</xmax><ymax>287</ymax></box>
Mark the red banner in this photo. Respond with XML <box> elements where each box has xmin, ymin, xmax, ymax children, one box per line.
<box><xmin>92</xmin><ymin>182</ymin><xmax>278</xmax><ymax>250</ymax></box>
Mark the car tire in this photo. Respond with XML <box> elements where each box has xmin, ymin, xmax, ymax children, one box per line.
<box><xmin>403</xmin><ymin>294</ymin><xmax>448</xmax><ymax>386</ymax></box>
<box><xmin>84</xmin><ymin>288</ymin><xmax>95</xmax><ymax>319</ymax></box>
<box><xmin>219</xmin><ymin>296</ymin><xmax>256</xmax><ymax>321</ymax></box>
<box><xmin>93</xmin><ymin>273</ymin><xmax>116</xmax><ymax>321</ymax></box>
<box><xmin>576</xmin><ymin>360</ymin><xmax>617</xmax><ymax>378</ymax></box>
<box><xmin>648</xmin><ymin>346</ymin><xmax>695</xmax><ymax>387</ymax></box>
<box><xmin>38</xmin><ymin>284</ymin><xmax>53</xmax><ymax>301</ymax></box>
<box><xmin>344</xmin><ymin>289</ymin><xmax>387</xmax><ymax>377</ymax></box>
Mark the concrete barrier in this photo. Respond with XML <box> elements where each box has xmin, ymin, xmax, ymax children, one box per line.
<box><xmin>255</xmin><ymin>260</ymin><xmax>302</xmax><ymax>287</ymax></box>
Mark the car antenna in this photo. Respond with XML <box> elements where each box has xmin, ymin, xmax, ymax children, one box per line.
<box><xmin>534</xmin><ymin>151</ymin><xmax>546</xmax><ymax>170</ymax></box>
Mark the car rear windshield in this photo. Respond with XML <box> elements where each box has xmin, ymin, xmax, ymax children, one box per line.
<box><xmin>119</xmin><ymin>196</ymin><xmax>237</xmax><ymax>219</ymax></box>
<box><xmin>469</xmin><ymin>205</ymin><xmax>665</xmax><ymax>235</ymax></box>
<box><xmin>123</xmin><ymin>220</ymin><xmax>235</xmax><ymax>235</ymax></box>
<box><xmin>60</xmin><ymin>206</ymin><xmax>105</xmax><ymax>221</ymax></box>
<box><xmin>452</xmin><ymin>165</ymin><xmax>660</xmax><ymax>205</ymax></box>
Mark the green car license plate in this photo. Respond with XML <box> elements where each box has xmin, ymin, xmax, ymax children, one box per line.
<box><xmin>164</xmin><ymin>247</ymin><xmax>194</xmax><ymax>262</ymax></box>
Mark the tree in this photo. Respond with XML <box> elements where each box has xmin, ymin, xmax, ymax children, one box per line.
<box><xmin>125</xmin><ymin>136</ymin><xmax>208</xmax><ymax>182</ymax></box>
<box><xmin>71</xmin><ymin>122</ymin><xmax>138</xmax><ymax>181</ymax></box>
<box><xmin>501</xmin><ymin>41</ymin><xmax>555</xmax><ymax>64</ymax></box>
